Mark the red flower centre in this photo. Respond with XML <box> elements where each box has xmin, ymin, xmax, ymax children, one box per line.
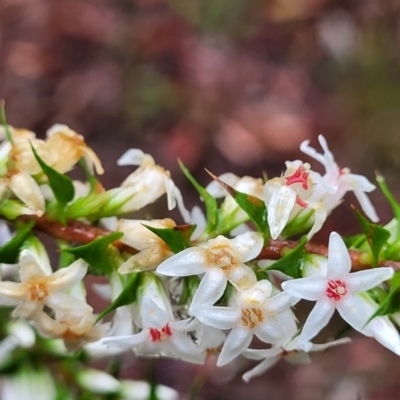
<box><xmin>149</xmin><ymin>324</ymin><xmax>173</xmax><ymax>342</ymax></box>
<box><xmin>326</xmin><ymin>279</ymin><xmax>347</xmax><ymax>301</ymax></box>
<box><xmin>285</xmin><ymin>165</ymin><xmax>310</xmax><ymax>190</ymax></box>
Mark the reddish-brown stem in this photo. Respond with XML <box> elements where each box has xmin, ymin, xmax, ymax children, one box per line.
<box><xmin>18</xmin><ymin>215</ymin><xmax>137</xmax><ymax>254</ymax></box>
<box><xmin>17</xmin><ymin>215</ymin><xmax>400</xmax><ymax>270</ymax></box>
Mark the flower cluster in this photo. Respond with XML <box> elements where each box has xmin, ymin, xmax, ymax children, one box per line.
<box><xmin>0</xmin><ymin>123</ymin><xmax>399</xmax><ymax>397</ymax></box>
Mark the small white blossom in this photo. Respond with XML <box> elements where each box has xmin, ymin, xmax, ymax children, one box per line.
<box><xmin>103</xmin><ymin>274</ymin><xmax>204</xmax><ymax>363</ymax></box>
<box><xmin>116</xmin><ymin>149</ymin><xmax>190</xmax><ymax>221</ymax></box>
<box><xmin>282</xmin><ymin>232</ymin><xmax>394</xmax><ymax>349</ymax></box>
<box><xmin>194</xmin><ymin>280</ymin><xmax>295</xmax><ymax>366</ymax></box>
<box><xmin>157</xmin><ymin>232</ymin><xmax>263</xmax><ymax>311</ymax></box>
<box><xmin>242</xmin><ymin>336</ymin><xmax>351</xmax><ymax>382</ymax></box>
<box><xmin>300</xmin><ymin>135</ymin><xmax>378</xmax><ymax>222</ymax></box>
<box><xmin>263</xmin><ymin>161</ymin><xmax>325</xmax><ymax>239</ymax></box>
<box><xmin>0</xmin><ymin>249</ymin><xmax>88</xmax><ymax>319</ymax></box>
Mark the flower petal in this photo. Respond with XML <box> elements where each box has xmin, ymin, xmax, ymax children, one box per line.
<box><xmin>156</xmin><ymin>248</ymin><xmax>207</xmax><ymax>277</ymax></box>
<box><xmin>230</xmin><ymin>232</ymin><xmax>264</xmax><ymax>262</ymax></box>
<box><xmin>217</xmin><ymin>326</ymin><xmax>253</xmax><ymax>366</ymax></box>
<box><xmin>281</xmin><ymin>276</ymin><xmax>326</xmax><ymax>301</ymax></box>
<box><xmin>363</xmin><ymin>316</ymin><xmax>400</xmax><ymax>355</ymax></box>
<box><xmin>193</xmin><ymin>306</ymin><xmax>241</xmax><ymax>330</ymax></box>
<box><xmin>242</xmin><ymin>356</ymin><xmax>280</xmax><ymax>382</ymax></box>
<box><xmin>336</xmin><ymin>293</ymin><xmax>375</xmax><ymax>332</ymax></box>
<box><xmin>19</xmin><ymin>250</ymin><xmax>46</xmax><ymax>282</ymax></box>
<box><xmin>168</xmin><ymin>333</ymin><xmax>204</xmax><ymax>363</ymax></box>
<box><xmin>0</xmin><ymin>282</ymin><xmax>26</xmax><ymax>304</ymax></box>
<box><xmin>327</xmin><ymin>232</ymin><xmax>351</xmax><ymax>278</ymax></box>
<box><xmin>47</xmin><ymin>259</ymin><xmax>88</xmax><ymax>291</ymax></box>
<box><xmin>189</xmin><ymin>269</ymin><xmax>227</xmax><ymax>311</ymax></box>
<box><xmin>346</xmin><ymin>268</ymin><xmax>393</xmax><ymax>293</ymax></box>
<box><xmin>353</xmin><ymin>189</ymin><xmax>379</xmax><ymax>223</ymax></box>
<box><xmin>298</xmin><ymin>297</ymin><xmax>335</xmax><ymax>345</ymax></box>
<box><xmin>267</xmin><ymin>186</ymin><xmax>297</xmax><ymax>240</ymax></box>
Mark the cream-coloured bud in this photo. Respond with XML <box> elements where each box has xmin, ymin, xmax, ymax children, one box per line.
<box><xmin>46</xmin><ymin>124</ymin><xmax>104</xmax><ymax>175</ymax></box>
<box><xmin>9</xmin><ymin>171</ymin><xmax>45</xmax><ymax>216</ymax></box>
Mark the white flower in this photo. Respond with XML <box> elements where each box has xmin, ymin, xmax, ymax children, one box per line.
<box><xmin>157</xmin><ymin>232</ymin><xmax>263</xmax><ymax>311</ymax></box>
<box><xmin>281</xmin><ymin>232</ymin><xmax>393</xmax><ymax>349</ymax></box>
<box><xmin>263</xmin><ymin>161</ymin><xmax>325</xmax><ymax>239</ymax></box>
<box><xmin>359</xmin><ymin>293</ymin><xmax>400</xmax><ymax>355</ymax></box>
<box><xmin>103</xmin><ymin>274</ymin><xmax>204</xmax><ymax>363</ymax></box>
<box><xmin>242</xmin><ymin>336</ymin><xmax>351</xmax><ymax>382</ymax></box>
<box><xmin>0</xmin><ymin>249</ymin><xmax>88</xmax><ymax>319</ymax></box>
<box><xmin>116</xmin><ymin>149</ymin><xmax>190</xmax><ymax>222</ymax></box>
<box><xmin>194</xmin><ymin>280</ymin><xmax>295</xmax><ymax>366</ymax></box>
<box><xmin>33</xmin><ymin>306</ymin><xmax>110</xmax><ymax>351</ymax></box>
<box><xmin>77</xmin><ymin>369</ymin><xmax>121</xmax><ymax>394</ymax></box>
<box><xmin>300</xmin><ymin>135</ymin><xmax>378</xmax><ymax>222</ymax></box>
<box><xmin>8</xmin><ymin>171</ymin><xmax>45</xmax><ymax>216</ymax></box>
<box><xmin>1</xmin><ymin>367</ymin><xmax>56</xmax><ymax>400</ymax></box>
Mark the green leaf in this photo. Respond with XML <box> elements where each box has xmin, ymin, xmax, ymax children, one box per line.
<box><xmin>0</xmin><ymin>220</ymin><xmax>35</xmax><ymax>263</ymax></box>
<box><xmin>143</xmin><ymin>224</ymin><xmax>195</xmax><ymax>253</ymax></box>
<box><xmin>0</xmin><ymin>102</ymin><xmax>13</xmax><ymax>144</ymax></box>
<box><xmin>352</xmin><ymin>205</ymin><xmax>390</xmax><ymax>264</ymax></box>
<box><xmin>365</xmin><ymin>272</ymin><xmax>400</xmax><ymax>323</ymax></box>
<box><xmin>179</xmin><ymin>161</ymin><xmax>218</xmax><ymax>233</ymax></box>
<box><xmin>62</xmin><ymin>232</ymin><xmax>123</xmax><ymax>275</ymax></box>
<box><xmin>262</xmin><ymin>236</ymin><xmax>307</xmax><ymax>278</ymax></box>
<box><xmin>206</xmin><ymin>170</ymin><xmax>269</xmax><ymax>237</ymax></box>
<box><xmin>178</xmin><ymin>275</ymin><xmax>200</xmax><ymax>305</ymax></box>
<box><xmin>377</xmin><ymin>174</ymin><xmax>400</xmax><ymax>232</ymax></box>
<box><xmin>95</xmin><ymin>273</ymin><xmax>141</xmax><ymax>322</ymax></box>
<box><xmin>30</xmin><ymin>143</ymin><xmax>75</xmax><ymax>223</ymax></box>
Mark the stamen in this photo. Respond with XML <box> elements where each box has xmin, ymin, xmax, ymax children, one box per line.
<box><xmin>285</xmin><ymin>165</ymin><xmax>310</xmax><ymax>190</ymax></box>
<box><xmin>326</xmin><ymin>279</ymin><xmax>347</xmax><ymax>301</ymax></box>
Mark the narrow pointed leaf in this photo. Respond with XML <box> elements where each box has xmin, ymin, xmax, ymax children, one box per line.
<box><xmin>96</xmin><ymin>273</ymin><xmax>141</xmax><ymax>322</ymax></box>
<box><xmin>352</xmin><ymin>205</ymin><xmax>390</xmax><ymax>264</ymax></box>
<box><xmin>206</xmin><ymin>170</ymin><xmax>269</xmax><ymax>237</ymax></box>
<box><xmin>0</xmin><ymin>220</ymin><xmax>35</xmax><ymax>263</ymax></box>
<box><xmin>0</xmin><ymin>103</ymin><xmax>13</xmax><ymax>144</ymax></box>
<box><xmin>262</xmin><ymin>236</ymin><xmax>307</xmax><ymax>278</ymax></box>
<box><xmin>179</xmin><ymin>161</ymin><xmax>218</xmax><ymax>233</ymax></box>
<box><xmin>30</xmin><ymin>143</ymin><xmax>75</xmax><ymax>208</ymax></box>
<box><xmin>376</xmin><ymin>174</ymin><xmax>400</xmax><ymax>236</ymax></box>
<box><xmin>143</xmin><ymin>224</ymin><xmax>195</xmax><ymax>253</ymax></box>
<box><xmin>62</xmin><ymin>232</ymin><xmax>123</xmax><ymax>275</ymax></box>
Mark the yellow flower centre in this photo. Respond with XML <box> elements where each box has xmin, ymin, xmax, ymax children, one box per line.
<box><xmin>241</xmin><ymin>308</ymin><xmax>264</xmax><ymax>329</ymax></box>
<box><xmin>209</xmin><ymin>245</ymin><xmax>238</xmax><ymax>271</ymax></box>
<box><xmin>28</xmin><ymin>282</ymin><xmax>48</xmax><ymax>301</ymax></box>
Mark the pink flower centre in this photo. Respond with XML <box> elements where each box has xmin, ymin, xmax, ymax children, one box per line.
<box><xmin>285</xmin><ymin>165</ymin><xmax>310</xmax><ymax>190</ymax></box>
<box><xmin>149</xmin><ymin>324</ymin><xmax>173</xmax><ymax>342</ymax></box>
<box><xmin>326</xmin><ymin>280</ymin><xmax>347</xmax><ymax>301</ymax></box>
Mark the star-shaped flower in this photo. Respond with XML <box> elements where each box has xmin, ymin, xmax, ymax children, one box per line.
<box><xmin>103</xmin><ymin>274</ymin><xmax>203</xmax><ymax>363</ymax></box>
<box><xmin>281</xmin><ymin>232</ymin><xmax>393</xmax><ymax>348</ymax></box>
<box><xmin>193</xmin><ymin>280</ymin><xmax>296</xmax><ymax>366</ymax></box>
<box><xmin>0</xmin><ymin>249</ymin><xmax>88</xmax><ymax>319</ymax></box>
<box><xmin>300</xmin><ymin>135</ymin><xmax>378</xmax><ymax>222</ymax></box>
<box><xmin>157</xmin><ymin>232</ymin><xmax>264</xmax><ymax>311</ymax></box>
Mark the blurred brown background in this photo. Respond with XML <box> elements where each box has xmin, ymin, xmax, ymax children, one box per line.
<box><xmin>2</xmin><ymin>0</ymin><xmax>400</xmax><ymax>399</ymax></box>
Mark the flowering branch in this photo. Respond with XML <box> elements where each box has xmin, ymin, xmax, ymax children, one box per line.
<box><xmin>1</xmin><ymin>124</ymin><xmax>400</xmax><ymax>397</ymax></box>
